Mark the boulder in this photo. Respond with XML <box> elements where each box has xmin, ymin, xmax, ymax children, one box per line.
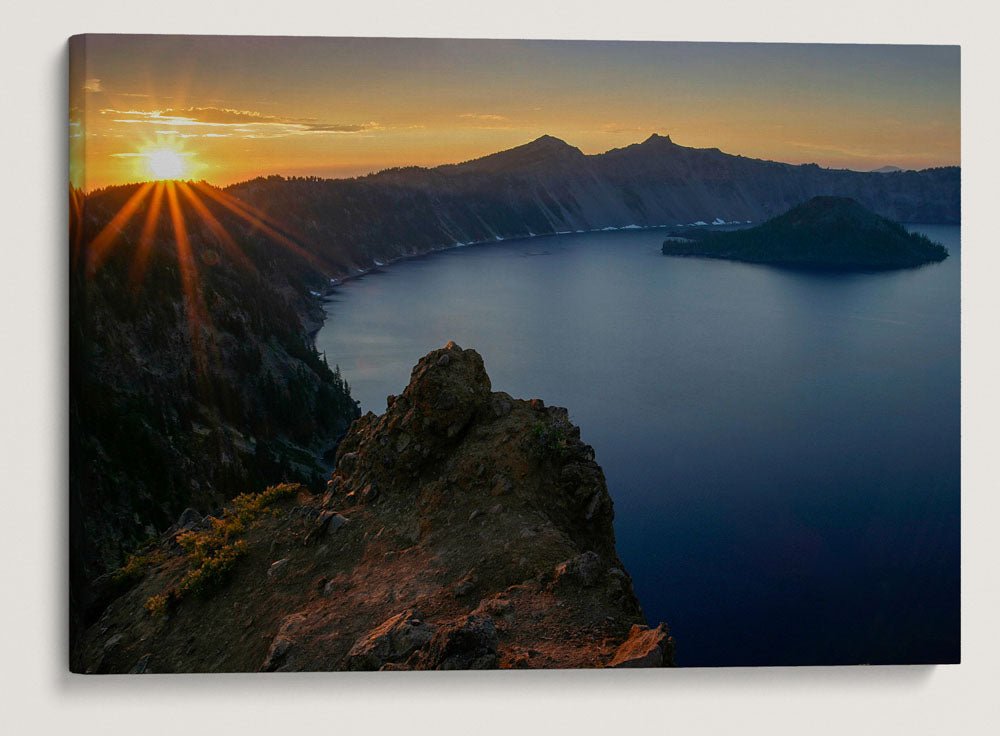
<box><xmin>325</xmin><ymin>513</ymin><xmax>349</xmax><ymax>533</ymax></box>
<box><xmin>414</xmin><ymin>614</ymin><xmax>499</xmax><ymax>670</ymax></box>
<box><xmin>267</xmin><ymin>558</ymin><xmax>291</xmax><ymax>579</ymax></box>
<box><xmin>177</xmin><ymin>508</ymin><xmax>203</xmax><ymax>530</ymax></box>
<box><xmin>261</xmin><ymin>635</ymin><xmax>295</xmax><ymax>672</ymax></box>
<box><xmin>553</xmin><ymin>551</ymin><xmax>605</xmax><ymax>588</ymax></box>
<box><xmin>261</xmin><ymin>613</ymin><xmax>311</xmax><ymax>672</ymax></box>
<box><xmin>608</xmin><ymin>623</ymin><xmax>675</xmax><ymax>668</ymax></box>
<box><xmin>305</xmin><ymin>512</ymin><xmax>349</xmax><ymax>545</ymax></box>
<box><xmin>346</xmin><ymin>610</ymin><xmax>436</xmax><ymax>671</ymax></box>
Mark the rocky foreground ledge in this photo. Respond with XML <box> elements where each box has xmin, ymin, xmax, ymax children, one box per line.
<box><xmin>73</xmin><ymin>343</ymin><xmax>674</xmax><ymax>672</ymax></box>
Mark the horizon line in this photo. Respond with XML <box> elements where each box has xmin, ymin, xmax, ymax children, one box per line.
<box><xmin>75</xmin><ymin>133</ymin><xmax>962</xmax><ymax>195</ymax></box>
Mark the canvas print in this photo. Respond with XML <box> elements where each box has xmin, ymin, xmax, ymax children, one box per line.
<box><xmin>68</xmin><ymin>36</ymin><xmax>960</xmax><ymax>672</ymax></box>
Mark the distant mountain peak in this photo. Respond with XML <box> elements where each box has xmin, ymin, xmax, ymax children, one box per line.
<box><xmin>871</xmin><ymin>165</ymin><xmax>903</xmax><ymax>174</ymax></box>
<box><xmin>495</xmin><ymin>135</ymin><xmax>583</xmax><ymax>158</ymax></box>
<box><xmin>529</xmin><ymin>134</ymin><xmax>572</xmax><ymax>147</ymax></box>
<box><xmin>446</xmin><ymin>134</ymin><xmax>584</xmax><ymax>173</ymax></box>
<box><xmin>517</xmin><ymin>134</ymin><xmax>585</xmax><ymax>156</ymax></box>
<box><xmin>641</xmin><ymin>133</ymin><xmax>673</xmax><ymax>145</ymax></box>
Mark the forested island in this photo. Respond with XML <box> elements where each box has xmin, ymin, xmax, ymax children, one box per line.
<box><xmin>661</xmin><ymin>196</ymin><xmax>950</xmax><ymax>270</ymax></box>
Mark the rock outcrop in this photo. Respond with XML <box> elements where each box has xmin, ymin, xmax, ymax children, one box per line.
<box><xmin>609</xmin><ymin>624</ymin><xmax>676</xmax><ymax>668</ymax></box>
<box><xmin>346</xmin><ymin>609</ymin><xmax>437</xmax><ymax>671</ymax></box>
<box><xmin>72</xmin><ymin>343</ymin><xmax>674</xmax><ymax>672</ymax></box>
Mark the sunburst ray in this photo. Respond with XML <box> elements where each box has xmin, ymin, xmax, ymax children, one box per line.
<box><xmin>165</xmin><ymin>181</ymin><xmax>215</xmax><ymax>376</ymax></box>
<box><xmin>129</xmin><ymin>181</ymin><xmax>166</xmax><ymax>289</ymax></box>
<box><xmin>190</xmin><ymin>182</ymin><xmax>324</xmax><ymax>270</ymax></box>
<box><xmin>69</xmin><ymin>185</ymin><xmax>84</xmax><ymax>268</ymax></box>
<box><xmin>85</xmin><ymin>181</ymin><xmax>154</xmax><ymax>276</ymax></box>
<box><xmin>176</xmin><ymin>182</ymin><xmax>256</xmax><ymax>273</ymax></box>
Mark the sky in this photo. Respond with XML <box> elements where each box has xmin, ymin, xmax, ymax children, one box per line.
<box><xmin>69</xmin><ymin>36</ymin><xmax>960</xmax><ymax>191</ymax></box>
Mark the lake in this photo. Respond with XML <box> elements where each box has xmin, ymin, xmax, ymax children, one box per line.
<box><xmin>315</xmin><ymin>225</ymin><xmax>960</xmax><ymax>666</ymax></box>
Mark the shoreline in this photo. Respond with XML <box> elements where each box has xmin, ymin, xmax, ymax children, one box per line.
<box><xmin>306</xmin><ymin>218</ymin><xmax>957</xmax><ymax>344</ymax></box>
<box><xmin>324</xmin><ymin>223</ymin><xmax>686</xmax><ymax>288</ymax></box>
<box><xmin>307</xmin><ymin>224</ymin><xmax>676</xmax><ymax>345</ymax></box>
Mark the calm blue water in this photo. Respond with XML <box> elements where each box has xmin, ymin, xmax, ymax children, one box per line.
<box><xmin>316</xmin><ymin>225</ymin><xmax>960</xmax><ymax>667</ymax></box>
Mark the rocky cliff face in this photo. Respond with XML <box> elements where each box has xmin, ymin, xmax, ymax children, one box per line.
<box><xmin>72</xmin><ymin>343</ymin><xmax>674</xmax><ymax>672</ymax></box>
<box><xmin>226</xmin><ymin>134</ymin><xmax>959</xmax><ymax>277</ymax></box>
<box><xmin>70</xmin><ymin>183</ymin><xmax>360</xmax><ymax>639</ymax></box>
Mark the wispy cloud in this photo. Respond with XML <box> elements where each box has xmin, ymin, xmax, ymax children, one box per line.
<box><xmin>155</xmin><ymin>130</ymin><xmax>198</xmax><ymax>139</ymax></box>
<box><xmin>459</xmin><ymin>113</ymin><xmax>509</xmax><ymax>122</ymax></box>
<box><xmin>99</xmin><ymin>106</ymin><xmax>381</xmax><ymax>138</ymax></box>
<box><xmin>84</xmin><ymin>78</ymin><xmax>102</xmax><ymax>92</ymax></box>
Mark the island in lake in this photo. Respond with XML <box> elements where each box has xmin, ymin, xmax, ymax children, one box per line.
<box><xmin>661</xmin><ymin>196</ymin><xmax>950</xmax><ymax>270</ymax></box>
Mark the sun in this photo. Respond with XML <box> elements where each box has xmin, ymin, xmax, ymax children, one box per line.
<box><xmin>145</xmin><ymin>148</ymin><xmax>189</xmax><ymax>180</ymax></box>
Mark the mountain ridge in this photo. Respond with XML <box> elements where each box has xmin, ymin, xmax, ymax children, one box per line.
<box><xmin>420</xmin><ymin>134</ymin><xmax>944</xmax><ymax>178</ymax></box>
<box><xmin>221</xmin><ymin>134</ymin><xmax>958</xmax><ymax>281</ymax></box>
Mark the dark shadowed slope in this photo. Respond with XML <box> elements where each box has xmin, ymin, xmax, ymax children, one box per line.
<box><xmin>70</xmin><ymin>182</ymin><xmax>360</xmax><ymax>638</ymax></box>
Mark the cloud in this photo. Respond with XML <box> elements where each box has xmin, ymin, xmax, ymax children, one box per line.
<box><xmin>459</xmin><ymin>113</ymin><xmax>509</xmax><ymax>122</ymax></box>
<box><xmin>292</xmin><ymin>121</ymin><xmax>382</xmax><ymax>133</ymax></box>
<box><xmin>98</xmin><ymin>106</ymin><xmax>381</xmax><ymax>138</ymax></box>
<box><xmin>155</xmin><ymin>130</ymin><xmax>198</xmax><ymax>138</ymax></box>
<box><xmin>165</xmin><ymin>107</ymin><xmax>271</xmax><ymax>125</ymax></box>
<box><xmin>84</xmin><ymin>78</ymin><xmax>102</xmax><ymax>92</ymax></box>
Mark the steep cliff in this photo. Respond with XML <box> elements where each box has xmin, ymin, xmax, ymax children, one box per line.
<box><xmin>70</xmin><ymin>183</ymin><xmax>360</xmax><ymax>637</ymax></box>
<box><xmin>72</xmin><ymin>343</ymin><xmax>674</xmax><ymax>672</ymax></box>
<box><xmin>225</xmin><ymin>134</ymin><xmax>959</xmax><ymax>276</ymax></box>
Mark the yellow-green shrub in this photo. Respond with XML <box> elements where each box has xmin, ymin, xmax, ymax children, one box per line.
<box><xmin>145</xmin><ymin>483</ymin><xmax>299</xmax><ymax>615</ymax></box>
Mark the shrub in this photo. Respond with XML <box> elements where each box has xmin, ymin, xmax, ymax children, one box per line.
<box><xmin>177</xmin><ymin>540</ymin><xmax>249</xmax><ymax>598</ymax></box>
<box><xmin>532</xmin><ymin>421</ymin><xmax>568</xmax><ymax>459</ymax></box>
<box><xmin>145</xmin><ymin>483</ymin><xmax>300</xmax><ymax>615</ymax></box>
<box><xmin>112</xmin><ymin>548</ymin><xmax>166</xmax><ymax>586</ymax></box>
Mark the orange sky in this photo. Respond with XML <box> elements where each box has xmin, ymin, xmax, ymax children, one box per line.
<box><xmin>70</xmin><ymin>36</ymin><xmax>960</xmax><ymax>191</ymax></box>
